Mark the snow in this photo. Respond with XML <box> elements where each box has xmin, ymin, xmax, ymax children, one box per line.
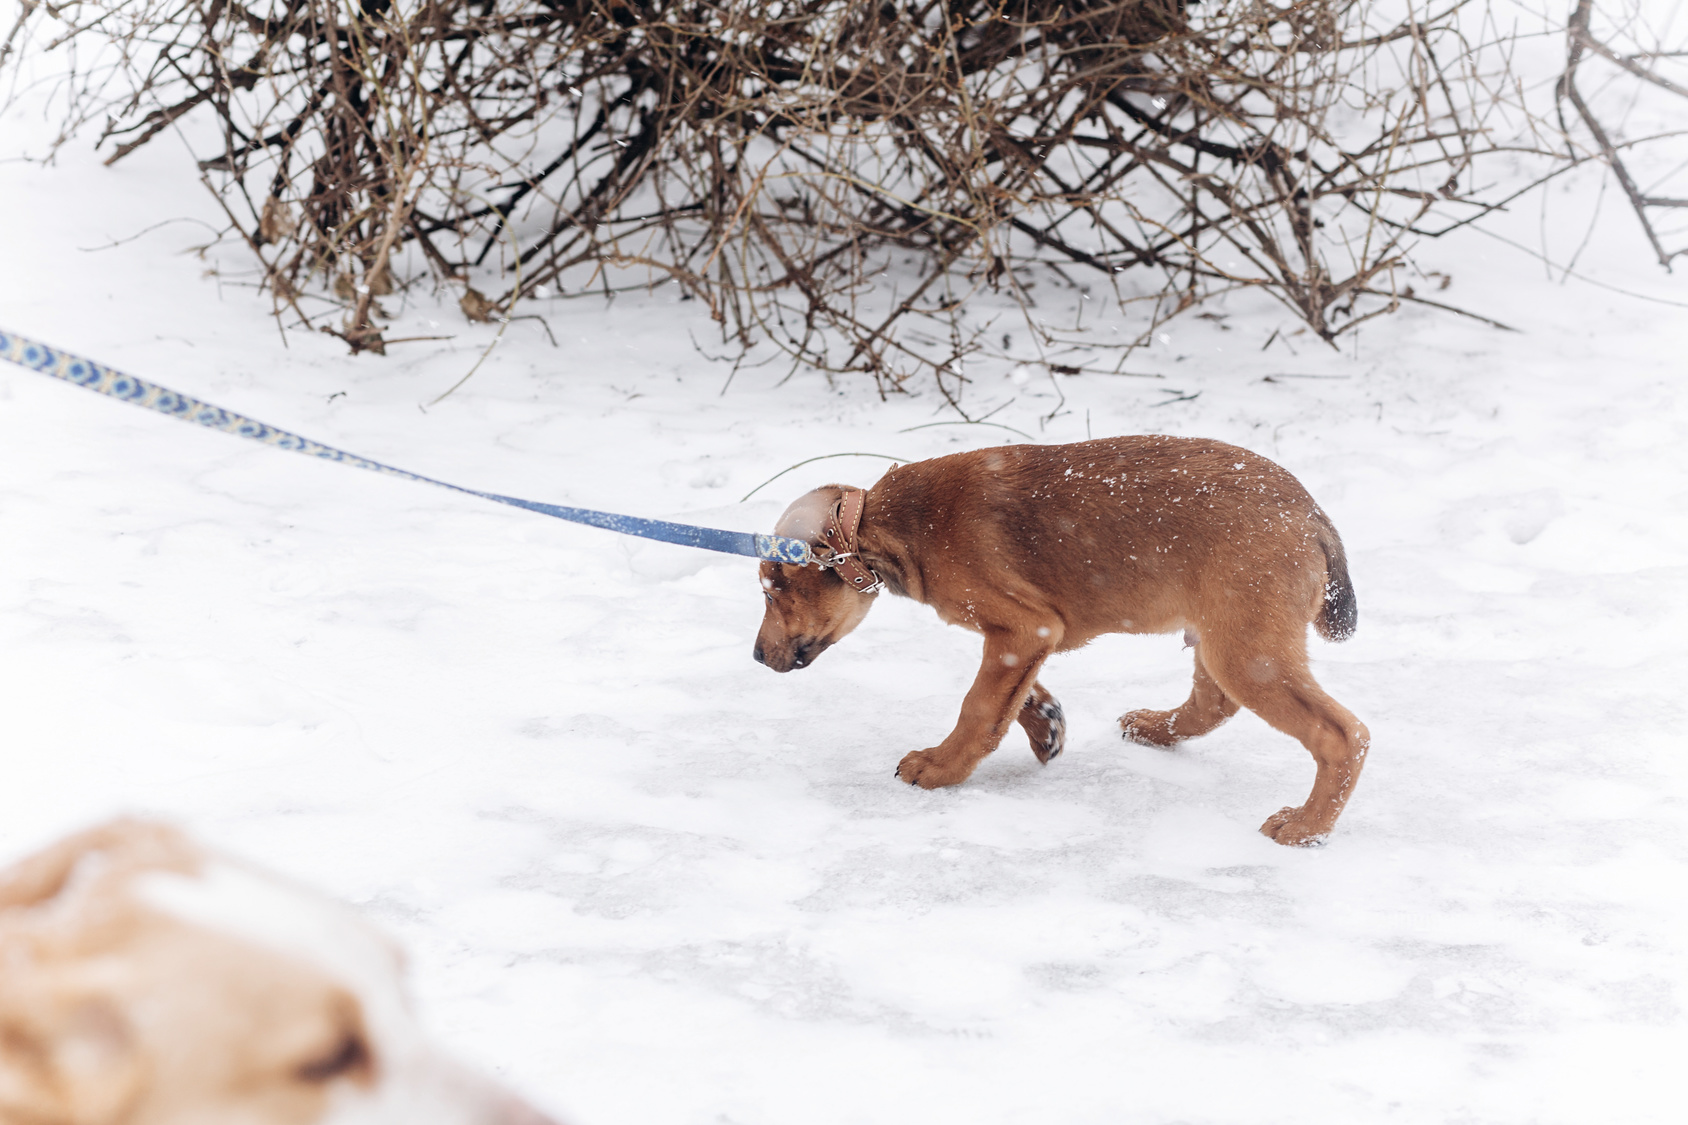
<box><xmin>4</xmin><ymin>62</ymin><xmax>1688</xmax><ymax>1125</ymax></box>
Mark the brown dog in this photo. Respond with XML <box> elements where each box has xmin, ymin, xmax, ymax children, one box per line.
<box><xmin>754</xmin><ymin>435</ymin><xmax>1369</xmax><ymax>845</ymax></box>
<box><xmin>0</xmin><ymin>819</ymin><xmax>561</xmax><ymax>1125</ymax></box>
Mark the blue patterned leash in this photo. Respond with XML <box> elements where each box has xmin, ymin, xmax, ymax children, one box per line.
<box><xmin>0</xmin><ymin>328</ymin><xmax>813</xmax><ymax>565</ymax></box>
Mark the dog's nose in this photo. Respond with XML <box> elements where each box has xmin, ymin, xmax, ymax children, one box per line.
<box><xmin>494</xmin><ymin>1095</ymin><xmax>566</xmax><ymax>1125</ymax></box>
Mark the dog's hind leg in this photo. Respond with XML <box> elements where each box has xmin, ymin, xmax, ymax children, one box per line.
<box><xmin>1119</xmin><ymin>646</ymin><xmax>1239</xmax><ymax>747</ymax></box>
<box><xmin>1018</xmin><ymin>681</ymin><xmax>1066</xmax><ymax>764</ymax></box>
<box><xmin>1200</xmin><ymin>633</ymin><xmax>1370</xmax><ymax>846</ymax></box>
<box><xmin>897</xmin><ymin>628</ymin><xmax>1052</xmax><ymax>788</ymax></box>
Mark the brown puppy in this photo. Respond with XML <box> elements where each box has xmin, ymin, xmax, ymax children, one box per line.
<box><xmin>754</xmin><ymin>435</ymin><xmax>1369</xmax><ymax>845</ymax></box>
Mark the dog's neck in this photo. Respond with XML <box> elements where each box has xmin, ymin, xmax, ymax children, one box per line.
<box><xmin>853</xmin><ymin>491</ymin><xmax>920</xmax><ymax>602</ymax></box>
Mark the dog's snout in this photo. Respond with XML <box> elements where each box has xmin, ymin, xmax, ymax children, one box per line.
<box><xmin>493</xmin><ymin>1094</ymin><xmax>566</xmax><ymax>1125</ymax></box>
<box><xmin>752</xmin><ymin>637</ymin><xmax>822</xmax><ymax>673</ymax></box>
<box><xmin>418</xmin><ymin>1053</ymin><xmax>569</xmax><ymax>1125</ymax></box>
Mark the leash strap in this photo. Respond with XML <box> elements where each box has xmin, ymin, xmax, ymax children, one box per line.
<box><xmin>0</xmin><ymin>328</ymin><xmax>813</xmax><ymax>566</ymax></box>
<box><xmin>817</xmin><ymin>487</ymin><xmax>883</xmax><ymax>594</ymax></box>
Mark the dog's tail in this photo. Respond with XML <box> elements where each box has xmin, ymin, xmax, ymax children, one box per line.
<box><xmin>1312</xmin><ymin>508</ymin><xmax>1358</xmax><ymax>643</ymax></box>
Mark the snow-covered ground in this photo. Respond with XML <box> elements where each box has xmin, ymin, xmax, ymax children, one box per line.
<box><xmin>4</xmin><ymin>57</ymin><xmax>1687</xmax><ymax>1125</ymax></box>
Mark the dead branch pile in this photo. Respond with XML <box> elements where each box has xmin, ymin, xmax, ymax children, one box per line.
<box><xmin>4</xmin><ymin>1</ymin><xmax>1676</xmax><ymax>392</ymax></box>
<box><xmin>1558</xmin><ymin>0</ymin><xmax>1688</xmax><ymax>269</ymax></box>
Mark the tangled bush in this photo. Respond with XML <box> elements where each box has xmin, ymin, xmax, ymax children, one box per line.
<box><xmin>4</xmin><ymin>0</ymin><xmax>1683</xmax><ymax>394</ymax></box>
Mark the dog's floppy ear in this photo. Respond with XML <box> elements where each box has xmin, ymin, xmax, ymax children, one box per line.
<box><xmin>773</xmin><ymin>484</ymin><xmax>847</xmax><ymax>547</ymax></box>
<box><xmin>0</xmin><ymin>986</ymin><xmax>145</xmax><ymax>1125</ymax></box>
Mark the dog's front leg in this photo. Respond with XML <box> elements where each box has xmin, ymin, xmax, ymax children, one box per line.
<box><xmin>897</xmin><ymin>629</ymin><xmax>1051</xmax><ymax>788</ymax></box>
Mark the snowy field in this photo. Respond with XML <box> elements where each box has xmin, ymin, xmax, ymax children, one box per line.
<box><xmin>4</xmin><ymin>62</ymin><xmax>1688</xmax><ymax>1125</ymax></box>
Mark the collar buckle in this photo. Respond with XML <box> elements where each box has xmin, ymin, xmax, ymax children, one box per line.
<box><xmin>816</xmin><ymin>488</ymin><xmax>881</xmax><ymax>596</ymax></box>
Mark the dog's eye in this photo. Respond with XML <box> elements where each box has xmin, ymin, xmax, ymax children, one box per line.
<box><xmin>297</xmin><ymin>1031</ymin><xmax>371</xmax><ymax>1084</ymax></box>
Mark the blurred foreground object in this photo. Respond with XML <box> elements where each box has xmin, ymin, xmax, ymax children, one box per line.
<box><xmin>0</xmin><ymin>819</ymin><xmax>564</xmax><ymax>1125</ymax></box>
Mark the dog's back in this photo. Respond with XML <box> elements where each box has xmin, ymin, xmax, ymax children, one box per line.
<box><xmin>866</xmin><ymin>435</ymin><xmax>1350</xmax><ymax>647</ymax></box>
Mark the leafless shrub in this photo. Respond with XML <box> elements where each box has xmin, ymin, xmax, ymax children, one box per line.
<box><xmin>1558</xmin><ymin>0</ymin><xmax>1688</xmax><ymax>268</ymax></box>
<box><xmin>2</xmin><ymin>1</ymin><xmax>1676</xmax><ymax>396</ymax></box>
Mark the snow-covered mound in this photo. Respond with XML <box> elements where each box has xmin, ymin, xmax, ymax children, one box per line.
<box><xmin>2</xmin><ymin>76</ymin><xmax>1685</xmax><ymax>1125</ymax></box>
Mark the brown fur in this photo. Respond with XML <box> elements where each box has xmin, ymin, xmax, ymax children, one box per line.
<box><xmin>754</xmin><ymin>435</ymin><xmax>1369</xmax><ymax>845</ymax></box>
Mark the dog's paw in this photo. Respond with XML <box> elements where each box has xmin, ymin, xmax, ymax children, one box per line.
<box><xmin>1259</xmin><ymin>806</ymin><xmax>1330</xmax><ymax>847</ymax></box>
<box><xmin>1119</xmin><ymin>709</ymin><xmax>1178</xmax><ymax>747</ymax></box>
<box><xmin>1022</xmin><ymin>698</ymin><xmax>1066</xmax><ymax>764</ymax></box>
<box><xmin>1033</xmin><ymin>699</ymin><xmax>1066</xmax><ymax>764</ymax></box>
<box><xmin>895</xmin><ymin>750</ymin><xmax>971</xmax><ymax>789</ymax></box>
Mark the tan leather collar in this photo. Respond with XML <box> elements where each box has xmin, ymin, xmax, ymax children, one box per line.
<box><xmin>817</xmin><ymin>487</ymin><xmax>882</xmax><ymax>594</ymax></box>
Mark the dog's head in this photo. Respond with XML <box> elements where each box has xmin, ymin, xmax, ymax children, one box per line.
<box><xmin>753</xmin><ymin>487</ymin><xmax>875</xmax><ymax>673</ymax></box>
<box><xmin>0</xmin><ymin>819</ymin><xmax>561</xmax><ymax>1125</ymax></box>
